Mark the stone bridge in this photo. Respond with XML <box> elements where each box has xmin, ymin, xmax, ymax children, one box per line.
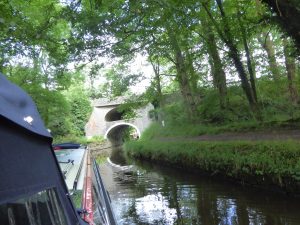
<box><xmin>85</xmin><ymin>97</ymin><xmax>153</xmax><ymax>142</ymax></box>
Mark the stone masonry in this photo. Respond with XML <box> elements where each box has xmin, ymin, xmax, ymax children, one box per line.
<box><xmin>85</xmin><ymin>97</ymin><xmax>153</xmax><ymax>139</ymax></box>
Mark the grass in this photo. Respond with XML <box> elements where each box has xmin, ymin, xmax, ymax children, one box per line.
<box><xmin>71</xmin><ymin>190</ymin><xmax>83</xmax><ymax>208</ymax></box>
<box><xmin>96</xmin><ymin>154</ymin><xmax>108</xmax><ymax>165</ymax></box>
<box><xmin>125</xmin><ymin>139</ymin><xmax>300</xmax><ymax>194</ymax></box>
<box><xmin>53</xmin><ymin>134</ymin><xmax>104</xmax><ymax>145</ymax></box>
<box><xmin>141</xmin><ymin>119</ymin><xmax>300</xmax><ymax>140</ymax></box>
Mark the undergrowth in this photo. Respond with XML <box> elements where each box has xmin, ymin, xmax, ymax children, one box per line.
<box><xmin>53</xmin><ymin>134</ymin><xmax>104</xmax><ymax>145</ymax></box>
<box><xmin>125</xmin><ymin>140</ymin><xmax>300</xmax><ymax>193</ymax></box>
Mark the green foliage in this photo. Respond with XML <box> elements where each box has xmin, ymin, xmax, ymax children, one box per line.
<box><xmin>43</xmin><ymin>91</ymin><xmax>72</xmax><ymax>136</ymax></box>
<box><xmin>156</xmin><ymin>74</ymin><xmax>300</xmax><ymax>128</ymax></box>
<box><xmin>96</xmin><ymin>155</ymin><xmax>108</xmax><ymax>165</ymax></box>
<box><xmin>96</xmin><ymin>64</ymin><xmax>141</xmax><ymax>99</ymax></box>
<box><xmin>65</xmin><ymin>84</ymin><xmax>92</xmax><ymax>136</ymax></box>
<box><xmin>53</xmin><ymin>135</ymin><xmax>88</xmax><ymax>145</ymax></box>
<box><xmin>53</xmin><ymin>135</ymin><xmax>104</xmax><ymax>145</ymax></box>
<box><xmin>5</xmin><ymin>67</ymin><xmax>72</xmax><ymax>136</ymax></box>
<box><xmin>2</xmin><ymin>0</ymin><xmax>300</xmax><ymax>148</ymax></box>
<box><xmin>161</xmin><ymin>101</ymin><xmax>189</xmax><ymax>126</ymax></box>
<box><xmin>6</xmin><ymin>67</ymin><xmax>92</xmax><ymax>138</ymax></box>
<box><xmin>116</xmin><ymin>103</ymin><xmax>138</xmax><ymax>120</ymax></box>
<box><xmin>257</xmin><ymin>77</ymin><xmax>298</xmax><ymax>120</ymax></box>
<box><xmin>125</xmin><ymin>140</ymin><xmax>300</xmax><ymax>192</ymax></box>
<box><xmin>71</xmin><ymin>190</ymin><xmax>82</xmax><ymax>208</ymax></box>
<box><xmin>87</xmin><ymin>135</ymin><xmax>105</xmax><ymax>145</ymax></box>
<box><xmin>197</xmin><ymin>86</ymin><xmax>255</xmax><ymax>123</ymax></box>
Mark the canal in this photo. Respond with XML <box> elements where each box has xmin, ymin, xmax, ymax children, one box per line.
<box><xmin>98</xmin><ymin>148</ymin><xmax>300</xmax><ymax>225</ymax></box>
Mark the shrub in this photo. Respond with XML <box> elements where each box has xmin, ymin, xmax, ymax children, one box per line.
<box><xmin>53</xmin><ymin>135</ymin><xmax>104</xmax><ymax>145</ymax></box>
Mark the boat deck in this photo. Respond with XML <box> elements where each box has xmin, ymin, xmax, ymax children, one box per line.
<box><xmin>55</xmin><ymin>148</ymin><xmax>87</xmax><ymax>190</ymax></box>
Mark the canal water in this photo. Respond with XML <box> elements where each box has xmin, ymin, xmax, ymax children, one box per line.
<box><xmin>98</xmin><ymin>148</ymin><xmax>300</xmax><ymax>225</ymax></box>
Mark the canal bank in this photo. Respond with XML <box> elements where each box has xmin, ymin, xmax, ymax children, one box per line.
<box><xmin>124</xmin><ymin>140</ymin><xmax>300</xmax><ymax>196</ymax></box>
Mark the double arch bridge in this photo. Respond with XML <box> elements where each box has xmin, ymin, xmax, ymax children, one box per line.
<box><xmin>85</xmin><ymin>97</ymin><xmax>153</xmax><ymax>143</ymax></box>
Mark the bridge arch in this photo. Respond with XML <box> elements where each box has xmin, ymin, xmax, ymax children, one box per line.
<box><xmin>104</xmin><ymin>107</ymin><xmax>123</xmax><ymax>122</ymax></box>
<box><xmin>104</xmin><ymin>122</ymin><xmax>141</xmax><ymax>139</ymax></box>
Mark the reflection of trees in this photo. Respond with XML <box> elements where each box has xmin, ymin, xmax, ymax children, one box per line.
<box><xmin>164</xmin><ymin>178</ymin><xmax>184</xmax><ymax>224</ymax></box>
<box><xmin>119</xmin><ymin>159</ymin><xmax>300</xmax><ymax>225</ymax></box>
<box><xmin>121</xmin><ymin>200</ymin><xmax>151</xmax><ymax>225</ymax></box>
<box><xmin>236</xmin><ymin>198</ymin><xmax>250</xmax><ymax>225</ymax></box>
<box><xmin>196</xmin><ymin>181</ymin><xmax>220</xmax><ymax>225</ymax></box>
<box><xmin>216</xmin><ymin>198</ymin><xmax>236</xmax><ymax>224</ymax></box>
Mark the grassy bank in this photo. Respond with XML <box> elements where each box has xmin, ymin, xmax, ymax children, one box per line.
<box><xmin>141</xmin><ymin>121</ymin><xmax>300</xmax><ymax>140</ymax></box>
<box><xmin>125</xmin><ymin>140</ymin><xmax>300</xmax><ymax>195</ymax></box>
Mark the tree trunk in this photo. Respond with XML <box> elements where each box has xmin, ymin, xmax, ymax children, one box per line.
<box><xmin>186</xmin><ymin>50</ymin><xmax>201</xmax><ymax>105</ymax></box>
<box><xmin>149</xmin><ymin>57</ymin><xmax>165</xmax><ymax>122</ymax></box>
<box><xmin>208</xmin><ymin>37</ymin><xmax>228</xmax><ymax>109</ymax></box>
<box><xmin>201</xmin><ymin>14</ymin><xmax>228</xmax><ymax>109</ymax></box>
<box><xmin>237</xmin><ymin>11</ymin><xmax>257</xmax><ymax>102</ymax></box>
<box><xmin>175</xmin><ymin>50</ymin><xmax>198</xmax><ymax>121</ymax></box>
<box><xmin>149</xmin><ymin>57</ymin><xmax>163</xmax><ymax>107</ymax></box>
<box><xmin>283</xmin><ymin>38</ymin><xmax>299</xmax><ymax>105</ymax></box>
<box><xmin>229</xmin><ymin>44</ymin><xmax>258</xmax><ymax>112</ymax></box>
<box><xmin>203</xmin><ymin>0</ymin><xmax>258</xmax><ymax>113</ymax></box>
<box><xmin>258</xmin><ymin>33</ymin><xmax>281</xmax><ymax>81</ymax></box>
<box><xmin>167</xmin><ymin>28</ymin><xmax>198</xmax><ymax>121</ymax></box>
<box><xmin>261</xmin><ymin>0</ymin><xmax>300</xmax><ymax>53</ymax></box>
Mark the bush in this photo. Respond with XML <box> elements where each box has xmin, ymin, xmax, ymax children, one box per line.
<box><xmin>87</xmin><ymin>135</ymin><xmax>105</xmax><ymax>144</ymax></box>
<box><xmin>53</xmin><ymin>135</ymin><xmax>104</xmax><ymax>145</ymax></box>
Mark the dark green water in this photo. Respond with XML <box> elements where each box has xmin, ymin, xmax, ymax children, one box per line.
<box><xmin>99</xmin><ymin>149</ymin><xmax>300</xmax><ymax>225</ymax></box>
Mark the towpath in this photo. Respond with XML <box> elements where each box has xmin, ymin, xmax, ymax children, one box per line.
<box><xmin>158</xmin><ymin>129</ymin><xmax>300</xmax><ymax>142</ymax></box>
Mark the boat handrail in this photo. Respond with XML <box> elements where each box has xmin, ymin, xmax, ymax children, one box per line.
<box><xmin>92</xmin><ymin>158</ymin><xmax>117</xmax><ymax>225</ymax></box>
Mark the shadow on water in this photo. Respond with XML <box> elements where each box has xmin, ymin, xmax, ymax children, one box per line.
<box><xmin>102</xmin><ymin>146</ymin><xmax>300</xmax><ymax>225</ymax></box>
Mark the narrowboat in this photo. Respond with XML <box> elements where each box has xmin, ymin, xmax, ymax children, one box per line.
<box><xmin>0</xmin><ymin>73</ymin><xmax>116</xmax><ymax>225</ymax></box>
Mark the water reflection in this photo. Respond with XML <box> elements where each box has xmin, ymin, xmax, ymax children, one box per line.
<box><xmin>99</xmin><ymin>148</ymin><xmax>300</xmax><ymax>225</ymax></box>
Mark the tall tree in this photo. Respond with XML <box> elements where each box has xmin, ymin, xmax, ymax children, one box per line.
<box><xmin>167</xmin><ymin>27</ymin><xmax>198</xmax><ymax>121</ymax></box>
<box><xmin>283</xmin><ymin>38</ymin><xmax>299</xmax><ymax>105</ymax></box>
<box><xmin>255</xmin><ymin>0</ymin><xmax>281</xmax><ymax>81</ymax></box>
<box><xmin>258</xmin><ymin>32</ymin><xmax>281</xmax><ymax>81</ymax></box>
<box><xmin>96</xmin><ymin>63</ymin><xmax>141</xmax><ymax>99</ymax></box>
<box><xmin>261</xmin><ymin>0</ymin><xmax>300</xmax><ymax>52</ymax></box>
<box><xmin>149</xmin><ymin>55</ymin><xmax>163</xmax><ymax>108</ymax></box>
<box><xmin>202</xmin><ymin>0</ymin><xmax>259</xmax><ymax>113</ymax></box>
<box><xmin>199</xmin><ymin>11</ymin><xmax>228</xmax><ymax>109</ymax></box>
<box><xmin>236</xmin><ymin>2</ymin><xmax>257</xmax><ymax>101</ymax></box>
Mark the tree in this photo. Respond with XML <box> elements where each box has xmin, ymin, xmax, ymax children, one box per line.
<box><xmin>236</xmin><ymin>2</ymin><xmax>257</xmax><ymax>102</ymax></box>
<box><xmin>283</xmin><ymin>38</ymin><xmax>299</xmax><ymax>105</ymax></box>
<box><xmin>96</xmin><ymin>63</ymin><xmax>141</xmax><ymax>99</ymax></box>
<box><xmin>5</xmin><ymin>65</ymin><xmax>72</xmax><ymax>136</ymax></box>
<box><xmin>0</xmin><ymin>0</ymin><xmax>71</xmax><ymax>71</ymax></box>
<box><xmin>202</xmin><ymin>0</ymin><xmax>259</xmax><ymax>113</ymax></box>
<box><xmin>149</xmin><ymin>55</ymin><xmax>163</xmax><ymax>108</ymax></box>
<box><xmin>255</xmin><ymin>0</ymin><xmax>281</xmax><ymax>81</ymax></box>
<box><xmin>261</xmin><ymin>0</ymin><xmax>300</xmax><ymax>52</ymax></box>
<box><xmin>65</xmin><ymin>81</ymin><xmax>92</xmax><ymax>136</ymax></box>
<box><xmin>199</xmin><ymin>12</ymin><xmax>228</xmax><ymax>109</ymax></box>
